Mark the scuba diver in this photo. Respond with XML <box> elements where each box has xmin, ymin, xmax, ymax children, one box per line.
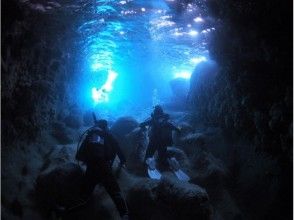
<box><xmin>76</xmin><ymin>119</ymin><xmax>129</xmax><ymax>220</ymax></box>
<box><xmin>140</xmin><ymin>106</ymin><xmax>180</xmax><ymax>165</ymax></box>
<box><xmin>140</xmin><ymin>105</ymin><xmax>190</xmax><ymax>181</ymax></box>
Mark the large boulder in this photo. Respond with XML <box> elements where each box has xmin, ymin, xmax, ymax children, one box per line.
<box><xmin>178</xmin><ymin>132</ymin><xmax>208</xmax><ymax>155</ymax></box>
<box><xmin>125</xmin><ymin>127</ymin><xmax>148</xmax><ymax>175</ymax></box>
<box><xmin>63</xmin><ymin>114</ymin><xmax>82</xmax><ymax>129</ymax></box>
<box><xmin>110</xmin><ymin>117</ymin><xmax>139</xmax><ymax>137</ymax></box>
<box><xmin>83</xmin><ymin>111</ymin><xmax>95</xmax><ymax>126</ymax></box>
<box><xmin>127</xmin><ymin>177</ymin><xmax>212</xmax><ymax>220</ymax></box>
<box><xmin>35</xmin><ymin>163</ymin><xmax>84</xmax><ymax>210</ymax></box>
<box><xmin>51</xmin><ymin>121</ymin><xmax>75</xmax><ymax>145</ymax></box>
<box><xmin>110</xmin><ymin>117</ymin><xmax>139</xmax><ymax>158</ymax></box>
<box><xmin>191</xmin><ymin>151</ymin><xmax>227</xmax><ymax>189</ymax></box>
<box><xmin>35</xmin><ymin>162</ymin><xmax>120</xmax><ymax>220</ymax></box>
<box><xmin>165</xmin><ymin>146</ymin><xmax>190</xmax><ymax>171</ymax></box>
<box><xmin>189</xmin><ymin>61</ymin><xmax>218</xmax><ymax>105</ymax></box>
<box><xmin>169</xmin><ymin>78</ymin><xmax>189</xmax><ymax>104</ymax></box>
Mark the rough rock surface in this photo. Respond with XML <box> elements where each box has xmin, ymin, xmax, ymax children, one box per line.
<box><xmin>169</xmin><ymin>78</ymin><xmax>189</xmax><ymax>105</ymax></box>
<box><xmin>111</xmin><ymin>117</ymin><xmax>139</xmax><ymax>137</ymax></box>
<box><xmin>165</xmin><ymin>146</ymin><xmax>190</xmax><ymax>170</ymax></box>
<box><xmin>51</xmin><ymin>122</ymin><xmax>76</xmax><ymax>145</ymax></box>
<box><xmin>127</xmin><ymin>177</ymin><xmax>212</xmax><ymax>220</ymax></box>
<box><xmin>125</xmin><ymin>127</ymin><xmax>148</xmax><ymax>175</ymax></box>
<box><xmin>2</xmin><ymin>0</ymin><xmax>83</xmax><ymax>147</ymax></box>
<box><xmin>110</xmin><ymin>117</ymin><xmax>139</xmax><ymax>158</ymax></box>
<box><xmin>191</xmin><ymin>151</ymin><xmax>227</xmax><ymax>188</ymax></box>
<box><xmin>35</xmin><ymin>163</ymin><xmax>84</xmax><ymax>210</ymax></box>
<box><xmin>189</xmin><ymin>0</ymin><xmax>292</xmax><ymax>156</ymax></box>
<box><xmin>178</xmin><ymin>132</ymin><xmax>208</xmax><ymax>155</ymax></box>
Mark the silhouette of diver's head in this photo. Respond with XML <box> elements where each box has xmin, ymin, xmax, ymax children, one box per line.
<box><xmin>95</xmin><ymin>119</ymin><xmax>108</xmax><ymax>131</ymax></box>
<box><xmin>153</xmin><ymin>105</ymin><xmax>163</xmax><ymax>116</ymax></box>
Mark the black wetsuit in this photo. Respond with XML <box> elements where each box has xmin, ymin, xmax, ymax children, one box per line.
<box><xmin>81</xmin><ymin>127</ymin><xmax>128</xmax><ymax>217</ymax></box>
<box><xmin>141</xmin><ymin>115</ymin><xmax>179</xmax><ymax>166</ymax></box>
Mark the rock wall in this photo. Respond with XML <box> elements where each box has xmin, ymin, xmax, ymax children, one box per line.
<box><xmin>2</xmin><ymin>0</ymin><xmax>82</xmax><ymax>147</ymax></box>
<box><xmin>189</xmin><ymin>0</ymin><xmax>292</xmax><ymax>156</ymax></box>
<box><xmin>1</xmin><ymin>3</ymin><xmax>86</xmax><ymax>218</ymax></box>
<box><xmin>188</xmin><ymin>1</ymin><xmax>292</xmax><ymax>219</ymax></box>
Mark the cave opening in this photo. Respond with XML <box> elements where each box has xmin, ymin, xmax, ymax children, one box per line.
<box><xmin>73</xmin><ymin>0</ymin><xmax>215</xmax><ymax>121</ymax></box>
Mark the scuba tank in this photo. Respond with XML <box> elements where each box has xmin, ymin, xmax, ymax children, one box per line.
<box><xmin>75</xmin><ymin>112</ymin><xmax>105</xmax><ymax>164</ymax></box>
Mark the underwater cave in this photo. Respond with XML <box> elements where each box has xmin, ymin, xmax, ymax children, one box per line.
<box><xmin>1</xmin><ymin>0</ymin><xmax>293</xmax><ymax>219</ymax></box>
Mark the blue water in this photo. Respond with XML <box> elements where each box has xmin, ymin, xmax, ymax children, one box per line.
<box><xmin>76</xmin><ymin>0</ymin><xmax>215</xmax><ymax>118</ymax></box>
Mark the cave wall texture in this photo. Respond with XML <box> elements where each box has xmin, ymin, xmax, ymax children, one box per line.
<box><xmin>1</xmin><ymin>0</ymin><xmax>86</xmax><ymax>148</ymax></box>
<box><xmin>187</xmin><ymin>1</ymin><xmax>293</xmax><ymax>218</ymax></box>
<box><xmin>190</xmin><ymin>0</ymin><xmax>292</xmax><ymax>156</ymax></box>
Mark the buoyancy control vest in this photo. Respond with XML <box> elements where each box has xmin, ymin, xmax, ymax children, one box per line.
<box><xmin>150</xmin><ymin>116</ymin><xmax>174</xmax><ymax>146</ymax></box>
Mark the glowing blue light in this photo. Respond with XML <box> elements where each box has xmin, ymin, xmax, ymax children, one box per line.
<box><xmin>190</xmin><ymin>56</ymin><xmax>207</xmax><ymax>64</ymax></box>
<box><xmin>194</xmin><ymin>17</ymin><xmax>204</xmax><ymax>23</ymax></box>
<box><xmin>174</xmin><ymin>31</ymin><xmax>183</xmax><ymax>36</ymax></box>
<box><xmin>188</xmin><ymin>30</ymin><xmax>198</xmax><ymax>36</ymax></box>
<box><xmin>92</xmin><ymin>70</ymin><xmax>118</xmax><ymax>104</ymax></box>
<box><xmin>91</xmin><ymin>63</ymin><xmax>103</xmax><ymax>71</ymax></box>
<box><xmin>174</xmin><ymin>71</ymin><xmax>191</xmax><ymax>79</ymax></box>
<box><xmin>103</xmin><ymin>70</ymin><xmax>118</xmax><ymax>91</ymax></box>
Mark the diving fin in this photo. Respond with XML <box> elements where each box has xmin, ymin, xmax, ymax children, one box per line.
<box><xmin>168</xmin><ymin>157</ymin><xmax>190</xmax><ymax>182</ymax></box>
<box><xmin>173</xmin><ymin>169</ymin><xmax>190</xmax><ymax>182</ymax></box>
<box><xmin>147</xmin><ymin>168</ymin><xmax>162</xmax><ymax>180</ymax></box>
<box><xmin>146</xmin><ymin>157</ymin><xmax>161</xmax><ymax>180</ymax></box>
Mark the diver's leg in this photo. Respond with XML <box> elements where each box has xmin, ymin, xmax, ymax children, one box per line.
<box><xmin>144</xmin><ymin>141</ymin><xmax>157</xmax><ymax>162</ymax></box>
<box><xmin>81</xmin><ymin>166</ymin><xmax>98</xmax><ymax>198</ymax></box>
<box><xmin>157</xmin><ymin>145</ymin><xmax>169</xmax><ymax>169</ymax></box>
<box><xmin>99</xmin><ymin>162</ymin><xmax>128</xmax><ymax>217</ymax></box>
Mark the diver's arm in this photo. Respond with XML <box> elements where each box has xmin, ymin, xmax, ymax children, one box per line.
<box><xmin>139</xmin><ymin>118</ymin><xmax>152</xmax><ymax>128</ymax></box>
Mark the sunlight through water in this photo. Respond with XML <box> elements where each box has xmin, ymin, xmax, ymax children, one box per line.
<box><xmin>77</xmin><ymin>0</ymin><xmax>216</xmax><ymax>108</ymax></box>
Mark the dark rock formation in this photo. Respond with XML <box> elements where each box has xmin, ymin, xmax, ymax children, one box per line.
<box><xmin>191</xmin><ymin>151</ymin><xmax>227</xmax><ymax>189</ymax></box>
<box><xmin>189</xmin><ymin>60</ymin><xmax>218</xmax><ymax>109</ymax></box>
<box><xmin>178</xmin><ymin>132</ymin><xmax>207</xmax><ymax>155</ymax></box>
<box><xmin>169</xmin><ymin>78</ymin><xmax>189</xmax><ymax>104</ymax></box>
<box><xmin>51</xmin><ymin>122</ymin><xmax>76</xmax><ymax>145</ymax></box>
<box><xmin>186</xmin><ymin>1</ymin><xmax>293</xmax><ymax>219</ymax></box>
<box><xmin>35</xmin><ymin>163</ymin><xmax>84</xmax><ymax>210</ymax></box>
<box><xmin>10</xmin><ymin>198</ymin><xmax>23</xmax><ymax>217</ymax></box>
<box><xmin>125</xmin><ymin>127</ymin><xmax>148</xmax><ymax>175</ymax></box>
<box><xmin>83</xmin><ymin>111</ymin><xmax>95</xmax><ymax>126</ymax></box>
<box><xmin>63</xmin><ymin>114</ymin><xmax>82</xmax><ymax>129</ymax></box>
<box><xmin>2</xmin><ymin>0</ymin><xmax>82</xmax><ymax>147</ymax></box>
<box><xmin>190</xmin><ymin>0</ymin><xmax>292</xmax><ymax>156</ymax></box>
<box><xmin>110</xmin><ymin>117</ymin><xmax>139</xmax><ymax>158</ymax></box>
<box><xmin>111</xmin><ymin>117</ymin><xmax>139</xmax><ymax>137</ymax></box>
<box><xmin>166</xmin><ymin>146</ymin><xmax>190</xmax><ymax>171</ymax></box>
<box><xmin>127</xmin><ymin>177</ymin><xmax>212</xmax><ymax>220</ymax></box>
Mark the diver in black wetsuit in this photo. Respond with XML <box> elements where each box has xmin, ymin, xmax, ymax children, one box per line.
<box><xmin>76</xmin><ymin>119</ymin><xmax>128</xmax><ymax>220</ymax></box>
<box><xmin>140</xmin><ymin>105</ymin><xmax>180</xmax><ymax>168</ymax></box>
